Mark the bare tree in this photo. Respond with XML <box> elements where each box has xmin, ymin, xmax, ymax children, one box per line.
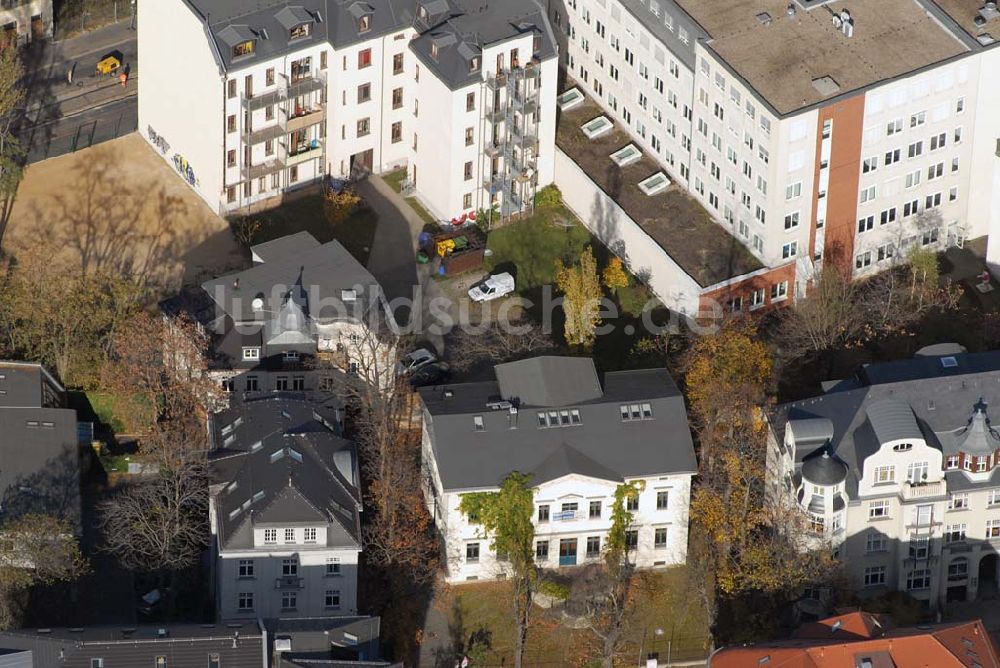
<box><xmin>447</xmin><ymin>319</ymin><xmax>555</xmax><ymax>374</ymax></box>
<box><xmin>779</xmin><ymin>263</ymin><xmax>863</xmax><ymax>360</ymax></box>
<box><xmin>0</xmin><ymin>46</ymin><xmax>24</xmax><ymax>246</ymax></box>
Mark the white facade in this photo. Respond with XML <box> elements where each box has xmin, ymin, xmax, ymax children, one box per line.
<box><xmin>421</xmin><ymin>417</ymin><xmax>693</xmax><ymax>583</ymax></box>
<box><xmin>211</xmin><ymin>501</ymin><xmax>360</xmax><ymax>620</ymax></box>
<box><xmin>0</xmin><ymin>0</ymin><xmax>51</xmax><ymax>45</ymax></box>
<box><xmin>138</xmin><ymin>0</ymin><xmax>558</xmax><ymax>223</ymax></box>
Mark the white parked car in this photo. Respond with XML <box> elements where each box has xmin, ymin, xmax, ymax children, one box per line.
<box><xmin>397</xmin><ymin>348</ymin><xmax>437</xmax><ymax>375</ymax></box>
<box><xmin>468</xmin><ymin>272</ymin><xmax>515</xmax><ymax>302</ymax></box>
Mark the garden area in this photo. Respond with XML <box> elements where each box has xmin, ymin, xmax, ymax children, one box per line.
<box><xmin>384</xmin><ymin>167</ymin><xmax>438</xmax><ymax>226</ymax></box>
<box><xmin>227</xmin><ymin>186</ymin><xmax>378</xmax><ymax>265</ymax></box>
<box><xmin>425</xmin><ymin>567</ymin><xmax>710</xmax><ymax>667</ymax></box>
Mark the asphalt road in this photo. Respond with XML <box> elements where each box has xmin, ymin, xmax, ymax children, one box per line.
<box><xmin>19</xmin><ymin>20</ymin><xmax>139</xmax><ymax>163</ymax></box>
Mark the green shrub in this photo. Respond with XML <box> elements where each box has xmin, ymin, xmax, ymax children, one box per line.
<box><xmin>538</xmin><ymin>579</ymin><xmax>570</xmax><ymax>601</ymax></box>
<box><xmin>534</xmin><ymin>184</ymin><xmax>563</xmax><ymax>209</ymax></box>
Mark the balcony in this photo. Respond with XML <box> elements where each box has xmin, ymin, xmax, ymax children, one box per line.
<box><xmin>244</xmin><ymin>70</ymin><xmax>327</xmax><ymax>112</ymax></box>
<box><xmin>486</xmin><ymin>106</ymin><xmax>507</xmax><ymax>124</ymax></box>
<box><xmin>286</xmin><ymin>107</ymin><xmax>326</xmax><ymax>133</ymax></box>
<box><xmin>245</xmin><ymin>122</ymin><xmax>286</xmax><ymax>145</ymax></box>
<box><xmin>286</xmin><ymin>143</ymin><xmax>324</xmax><ymax>167</ymax></box>
<box><xmin>242</xmin><ymin>158</ymin><xmax>283</xmax><ymax>180</ymax></box>
<box><xmin>902</xmin><ymin>479</ymin><xmax>946</xmax><ymax>500</ymax></box>
<box><xmin>275</xmin><ymin>576</ymin><xmax>303</xmax><ymax>590</ymax></box>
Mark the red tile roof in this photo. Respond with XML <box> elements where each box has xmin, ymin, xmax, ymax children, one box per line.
<box><xmin>710</xmin><ymin>612</ymin><xmax>1000</xmax><ymax>668</ymax></box>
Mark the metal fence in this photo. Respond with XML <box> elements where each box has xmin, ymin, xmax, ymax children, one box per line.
<box><xmin>22</xmin><ymin>100</ymin><xmax>136</xmax><ymax>163</ymax></box>
<box><xmin>54</xmin><ymin>0</ymin><xmax>135</xmax><ymax>40</ymax></box>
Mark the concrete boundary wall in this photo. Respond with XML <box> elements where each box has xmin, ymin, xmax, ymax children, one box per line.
<box><xmin>554</xmin><ymin>148</ymin><xmax>702</xmax><ymax>316</ymax></box>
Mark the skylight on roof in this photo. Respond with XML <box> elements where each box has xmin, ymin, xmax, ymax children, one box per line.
<box><xmin>610</xmin><ymin>144</ymin><xmax>642</xmax><ymax>167</ymax></box>
<box><xmin>581</xmin><ymin>116</ymin><xmax>613</xmax><ymax>139</ymax></box>
<box><xmin>942</xmin><ymin>356</ymin><xmax>959</xmax><ymax>368</ymax></box>
<box><xmin>638</xmin><ymin>172</ymin><xmax>671</xmax><ymax>196</ymax></box>
<box><xmin>558</xmin><ymin>87</ymin><xmax>584</xmax><ymax>111</ymax></box>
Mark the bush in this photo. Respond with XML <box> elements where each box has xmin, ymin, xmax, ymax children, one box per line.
<box><xmin>538</xmin><ymin>579</ymin><xmax>571</xmax><ymax>601</ymax></box>
<box><xmin>534</xmin><ymin>184</ymin><xmax>563</xmax><ymax>209</ymax></box>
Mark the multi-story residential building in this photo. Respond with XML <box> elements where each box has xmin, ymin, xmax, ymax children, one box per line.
<box><xmin>710</xmin><ymin>610</ymin><xmax>1000</xmax><ymax>667</ymax></box>
<box><xmin>0</xmin><ymin>361</ymin><xmax>84</xmax><ymax>534</ymax></box>
<box><xmin>138</xmin><ymin>0</ymin><xmax>558</xmax><ymax>223</ymax></box>
<box><xmin>418</xmin><ymin>356</ymin><xmax>697</xmax><ymax>581</ymax></box>
<box><xmin>208</xmin><ymin>391</ymin><xmax>362</xmax><ymax>620</ymax></box>
<box><xmin>771</xmin><ymin>350</ymin><xmax>1000</xmax><ymax>609</ymax></box>
<box><xmin>0</xmin><ymin>0</ymin><xmax>51</xmax><ymax>47</ymax></box>
<box><xmin>550</xmin><ymin>0</ymin><xmax>1000</xmax><ymax>306</ymax></box>
<box><xmin>200</xmin><ymin>232</ymin><xmax>397</xmax><ymax>380</ymax></box>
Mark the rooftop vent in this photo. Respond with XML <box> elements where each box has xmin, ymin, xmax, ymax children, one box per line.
<box><xmin>444</xmin><ymin>388</ymin><xmax>454</xmax><ymax>398</ymax></box>
<box><xmin>786</xmin><ymin>3</ymin><xmax>796</xmax><ymax>16</ymax></box>
<box><xmin>487</xmin><ymin>400</ymin><xmax>513</xmax><ymax>410</ymax></box>
<box><xmin>942</xmin><ymin>356</ymin><xmax>959</xmax><ymax>368</ymax></box>
<box><xmin>275</xmin><ymin>637</ymin><xmax>292</xmax><ymax>652</ymax></box>
<box><xmin>756</xmin><ymin>12</ymin><xmax>772</xmax><ymax>25</ymax></box>
<box><xmin>341</xmin><ymin>289</ymin><xmax>357</xmax><ymax>302</ymax></box>
<box><xmin>251</xmin><ymin>297</ymin><xmax>264</xmax><ymax>311</ymax></box>
<box><xmin>811</xmin><ymin>76</ymin><xmax>840</xmax><ymax>96</ymax></box>
<box><xmin>157</xmin><ymin>628</ymin><xmax>168</xmax><ymax>638</ymax></box>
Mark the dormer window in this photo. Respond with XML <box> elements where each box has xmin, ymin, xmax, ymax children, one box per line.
<box><xmin>893</xmin><ymin>442</ymin><xmax>913</xmax><ymax>452</ymax></box>
<box><xmin>469</xmin><ymin>56</ymin><xmax>480</xmax><ymax>73</ymax></box>
<box><xmin>978</xmin><ymin>457</ymin><xmax>988</xmax><ymax>472</ymax></box>
<box><xmin>233</xmin><ymin>40</ymin><xmax>255</xmax><ymax>58</ymax></box>
<box><xmin>431</xmin><ymin>43</ymin><xmax>439</xmax><ymax>59</ymax></box>
<box><xmin>418</xmin><ymin>5</ymin><xmax>429</xmax><ymax>21</ymax></box>
<box><xmin>946</xmin><ymin>455</ymin><xmax>959</xmax><ymax>469</ymax></box>
<box><xmin>359</xmin><ymin>15</ymin><xmax>371</xmax><ymax>33</ymax></box>
<box><xmin>291</xmin><ymin>22</ymin><xmax>311</xmax><ymax>39</ymax></box>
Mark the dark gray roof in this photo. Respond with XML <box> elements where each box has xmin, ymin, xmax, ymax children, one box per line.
<box><xmin>419</xmin><ymin>361</ymin><xmax>696</xmax><ymax>491</ymax></box>
<box><xmin>937</xmin><ymin>404</ymin><xmax>1000</xmax><ymax>456</ymax></box>
<box><xmin>774</xmin><ymin>351</ymin><xmax>1000</xmax><ymax>492</ymax></box>
<box><xmin>801</xmin><ymin>449</ymin><xmax>848</xmax><ymax>486</ymax></box>
<box><xmin>0</xmin><ymin>623</ymin><xmax>263</xmax><ymax>668</ymax></box>
<box><xmin>266</xmin><ymin>616</ymin><xmax>388</xmax><ymax>667</ymax></box>
<box><xmin>408</xmin><ymin>0</ymin><xmax>558</xmax><ymax>90</ymax></box>
<box><xmin>202</xmin><ymin>233</ymin><xmax>382</xmax><ymax>324</ymax></box>
<box><xmin>209</xmin><ymin>393</ymin><xmax>362</xmax><ymax>551</ymax></box>
<box><xmin>495</xmin><ymin>356</ymin><xmax>604</xmax><ymax>407</ymax></box>
<box><xmin>0</xmin><ymin>362</ymin><xmax>81</xmax><ymax>530</ymax></box>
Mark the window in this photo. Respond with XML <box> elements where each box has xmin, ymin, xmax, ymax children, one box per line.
<box><xmin>771</xmin><ymin>281</ymin><xmax>788</xmax><ymax>300</ymax></box>
<box><xmin>391</xmin><ymin>87</ymin><xmax>403</xmax><ymax>109</ymax></box>
<box><xmin>233</xmin><ymin>40</ymin><xmax>255</xmax><ymax>58</ymax></box>
<box><xmin>320</xmin><ymin>51</ymin><xmax>327</xmax><ymax>70</ymax></box>
<box><xmin>930</xmin><ymin>132</ymin><xmax>946</xmax><ymax>151</ymax></box>
<box><xmin>656</xmin><ymin>491</ymin><xmax>669</xmax><ymax>510</ymax></box>
<box><xmin>586</xmin><ymin>536</ymin><xmax>601</xmax><ymax>558</ymax></box>
<box><xmin>886</xmin><ymin>118</ymin><xmax>902</xmax><ymax>135</ymax></box>
<box><xmin>358</xmin><ymin>48</ymin><xmax>372</xmax><ymax>68</ymax></box>
<box><xmin>264</xmin><ymin>529</ymin><xmax>277</xmax><ymax>544</ymax></box>
<box><xmin>536</xmin><ymin>540</ymin><xmax>549</xmax><ymax>561</ymax></box>
<box><xmin>358</xmin><ymin>14</ymin><xmax>371</xmax><ymax>32</ymax></box>
<box><xmin>325</xmin><ymin>590</ymin><xmax>341</xmax><ymax>608</ymax></box>
<box><xmin>989</xmin><ymin>489</ymin><xmax>1000</xmax><ymax>506</ymax></box>
<box><xmin>282</xmin><ymin>558</ymin><xmax>298</xmax><ymax>576</ymax></box>
<box><xmin>866</xmin><ymin>530</ymin><xmax>887</xmax><ymax>553</ymax></box>
<box><xmin>948</xmin><ymin>558</ymin><xmax>968</xmax><ymax>581</ymax></box>
<box><xmin>357</xmin><ymin>118</ymin><xmax>371</xmax><ymax>137</ymax></box>
<box><xmin>92</xmin><ymin>661</ymin><xmax>104</xmax><ymax>668</ymax></box>
<box><xmin>281</xmin><ymin>591</ymin><xmax>297</xmax><ymax>610</ymax></box>
<box><xmin>750</xmin><ymin>287</ymin><xmax>765</xmax><ymax>308</ymax></box>
<box><xmin>884</xmin><ymin>148</ymin><xmax>901</xmax><ymax>165</ymax></box>
<box><xmin>784</xmin><ymin>212</ymin><xmax>799</xmax><ymax>229</ymax></box>
<box><xmin>906</xmin><ymin>569</ymin><xmax>931</xmax><ymax>591</ymax></box>
<box><xmin>874</xmin><ymin>465</ymin><xmax>894</xmax><ymax>484</ymax></box>
<box><xmin>393</xmin><ymin>52</ymin><xmax>404</xmax><ymax>74</ymax></box>
<box><xmin>858</xmin><ymin>215</ymin><xmax>874</xmax><ymax>233</ymax></box>
<box><xmin>238</xmin><ymin>559</ymin><xmax>254</xmax><ymax>578</ymax></box>
<box><xmin>909</xmin><ymin>536</ymin><xmax>929</xmax><ymax>559</ymax></box>
<box><xmin>464</xmin><ymin>126</ymin><xmax>474</xmax><ymax>146</ymax></box>
<box><xmin>910</xmin><ymin>111</ymin><xmax>926</xmax><ymax>128</ymax></box>
<box><xmin>903</xmin><ymin>199</ymin><xmax>919</xmax><ymax>217</ymax></box>
<box><xmin>908</xmin><ymin>141</ymin><xmax>923</xmax><ymax>158</ymax></box>
<box><xmin>654</xmin><ymin>527</ymin><xmax>668</xmax><ymax>548</ymax></box>
<box><xmin>625</xmin><ymin>530</ymin><xmax>638</xmax><ymax>550</ymax></box>
<box><xmin>785</xmin><ymin>182</ymin><xmax>802</xmax><ymax>200</ymax></box>
<box><xmin>289</xmin><ymin>165</ymin><xmax>298</xmax><ymax>183</ymax></box>
<box><xmin>905</xmin><ymin>169</ymin><xmax>921</xmax><ymax>189</ymax></box>
<box><xmin>357</xmin><ymin>83</ymin><xmax>371</xmax><ymax>103</ymax></box>
<box><xmin>538</xmin><ymin>505</ymin><xmax>550</xmax><ymax>522</ymax></box>
<box><xmin>391</xmin><ymin>121</ymin><xmax>402</xmax><ymax>144</ymax></box>
<box><xmin>227</xmin><ymin>114</ymin><xmax>236</xmax><ymax>133</ymax></box>
<box><xmin>869</xmin><ymin>499</ymin><xmax>890</xmax><ymax>519</ymax></box>
<box><xmin>304</xmin><ymin>527</ymin><xmax>317</xmax><ymax>543</ymax></box>
<box><xmin>326</xmin><ymin>558</ymin><xmax>341</xmax><ymax>576</ymax></box>
<box><xmin>880</xmin><ymin>207</ymin><xmax>897</xmax><ymax>225</ymax></box>
<box><xmin>156</xmin><ymin>658</ymin><xmax>167</xmax><ymax>668</ymax></box>
<box><xmin>945</xmin><ymin>523</ymin><xmax>967</xmax><ymax>543</ymax></box>
<box><xmin>864</xmin><ymin>566</ymin><xmax>886</xmax><ymax>587</ymax></box>
<box><xmin>227</xmin><ymin>79</ymin><xmax>237</xmax><ymax>98</ymax></box>
<box><xmin>466</xmin><ymin>92</ymin><xmax>475</xmax><ymax>112</ymax></box>
<box><xmin>860</xmin><ymin>185</ymin><xmax>876</xmax><ymax>203</ymax></box>
<box><xmin>466</xmin><ymin>542</ymin><xmax>480</xmax><ymax>562</ymax></box>
<box><xmin>620</xmin><ymin>403</ymin><xmax>653</xmax><ymax>420</ymax></box>
<box><xmin>862</xmin><ymin>156</ymin><xmax>878</xmax><ymax>173</ymax></box>
<box><xmin>949</xmin><ymin>493</ymin><xmax>969</xmax><ymax>510</ymax></box>
<box><xmin>464</xmin><ymin>161</ymin><xmax>473</xmax><ymax>181</ymax></box>
<box><xmin>238</xmin><ymin>592</ymin><xmax>254</xmax><ymax>610</ymax></box>
<box><xmin>782</xmin><ymin>242</ymin><xmax>798</xmax><ymax>259</ymax></box>
<box><xmin>463</xmin><ymin>193</ymin><xmax>472</xmax><ymax>209</ymax></box>
<box><xmin>907</xmin><ymin>461</ymin><xmax>929</xmax><ymax>484</ymax></box>
<box><xmin>626</xmin><ymin>495</ymin><xmax>639</xmax><ymax>512</ymax></box>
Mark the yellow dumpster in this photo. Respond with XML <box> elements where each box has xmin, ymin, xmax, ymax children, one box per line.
<box><xmin>436</xmin><ymin>238</ymin><xmax>456</xmax><ymax>257</ymax></box>
<box><xmin>96</xmin><ymin>53</ymin><xmax>121</xmax><ymax>76</ymax></box>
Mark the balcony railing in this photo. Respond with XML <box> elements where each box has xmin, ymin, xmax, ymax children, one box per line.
<box><xmin>286</xmin><ymin>143</ymin><xmax>324</xmax><ymax>167</ymax></box>
<box><xmin>552</xmin><ymin>510</ymin><xmax>578</xmax><ymax>522</ymax></box>
<box><xmin>244</xmin><ymin>70</ymin><xmax>327</xmax><ymax>111</ymax></box>
<box><xmin>275</xmin><ymin>576</ymin><xmax>303</xmax><ymax>590</ymax></box>
<box><xmin>902</xmin><ymin>479</ymin><xmax>946</xmax><ymax>500</ymax></box>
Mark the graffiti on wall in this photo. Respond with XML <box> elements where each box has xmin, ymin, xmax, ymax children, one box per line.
<box><xmin>147</xmin><ymin>125</ymin><xmax>200</xmax><ymax>188</ymax></box>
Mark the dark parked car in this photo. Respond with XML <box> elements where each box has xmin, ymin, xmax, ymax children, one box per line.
<box><xmin>410</xmin><ymin>362</ymin><xmax>451</xmax><ymax>388</ymax></box>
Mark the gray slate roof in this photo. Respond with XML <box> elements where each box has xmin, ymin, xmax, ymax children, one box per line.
<box><xmin>0</xmin><ymin>362</ymin><xmax>81</xmax><ymax>531</ymax></box>
<box><xmin>266</xmin><ymin>616</ymin><xmax>389</xmax><ymax>667</ymax></box>
<box><xmin>495</xmin><ymin>356</ymin><xmax>604</xmax><ymax>407</ymax></box>
<box><xmin>209</xmin><ymin>392</ymin><xmax>362</xmax><ymax>551</ymax></box>
<box><xmin>0</xmin><ymin>623</ymin><xmax>263</xmax><ymax>668</ymax></box>
<box><xmin>801</xmin><ymin>449</ymin><xmax>848</xmax><ymax>486</ymax></box>
<box><xmin>203</xmin><ymin>233</ymin><xmax>381</xmax><ymax>324</ymax></box>
<box><xmin>774</xmin><ymin>350</ymin><xmax>1000</xmax><ymax>494</ymax></box>
<box><xmin>419</xmin><ymin>358</ymin><xmax>697</xmax><ymax>491</ymax></box>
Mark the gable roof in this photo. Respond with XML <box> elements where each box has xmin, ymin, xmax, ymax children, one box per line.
<box><xmin>209</xmin><ymin>392</ymin><xmax>362</xmax><ymax>551</ymax></box>
<box><xmin>419</xmin><ymin>360</ymin><xmax>696</xmax><ymax>491</ymax></box>
<box><xmin>495</xmin><ymin>356</ymin><xmax>604</xmax><ymax>407</ymax></box>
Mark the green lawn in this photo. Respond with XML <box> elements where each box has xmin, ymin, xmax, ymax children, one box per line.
<box><xmin>438</xmin><ymin>568</ymin><xmax>710</xmax><ymax>666</ymax></box>
<box><xmin>229</xmin><ymin>190</ymin><xmax>378</xmax><ymax>265</ymax></box>
<box><xmin>484</xmin><ymin>204</ymin><xmax>592</xmax><ymax>292</ymax></box>
<box><xmin>382</xmin><ymin>167</ymin><xmax>438</xmax><ymax>226</ymax></box>
<box><xmin>81</xmin><ymin>391</ymin><xmax>133</xmax><ymax>434</ymax></box>
<box><xmin>384</xmin><ymin>167</ymin><xmax>408</xmax><ymax>193</ymax></box>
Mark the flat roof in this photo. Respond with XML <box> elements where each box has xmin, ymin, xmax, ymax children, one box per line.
<box><xmin>932</xmin><ymin>0</ymin><xmax>1000</xmax><ymax>44</ymax></box>
<box><xmin>674</xmin><ymin>0</ymin><xmax>970</xmax><ymax>115</ymax></box>
<box><xmin>556</xmin><ymin>94</ymin><xmax>763</xmax><ymax>288</ymax></box>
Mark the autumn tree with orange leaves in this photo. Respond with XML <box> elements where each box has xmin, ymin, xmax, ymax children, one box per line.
<box><xmin>684</xmin><ymin>321</ymin><xmax>835</xmax><ymax>640</ymax></box>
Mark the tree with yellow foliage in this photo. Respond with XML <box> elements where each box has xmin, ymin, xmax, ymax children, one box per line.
<box><xmin>556</xmin><ymin>246</ymin><xmax>603</xmax><ymax>347</ymax></box>
<box><xmin>602</xmin><ymin>256</ymin><xmax>630</xmax><ymax>291</ymax></box>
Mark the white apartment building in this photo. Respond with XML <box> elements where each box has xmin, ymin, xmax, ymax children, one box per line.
<box><xmin>771</xmin><ymin>350</ymin><xmax>1000</xmax><ymax>609</ymax></box>
<box><xmin>550</xmin><ymin>0</ymin><xmax>1000</xmax><ymax>307</ymax></box>
<box><xmin>138</xmin><ymin>0</ymin><xmax>558</xmax><ymax>223</ymax></box>
<box><xmin>208</xmin><ymin>393</ymin><xmax>363</xmax><ymax>620</ymax></box>
<box><xmin>418</xmin><ymin>356</ymin><xmax>696</xmax><ymax>582</ymax></box>
<box><xmin>0</xmin><ymin>0</ymin><xmax>51</xmax><ymax>46</ymax></box>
